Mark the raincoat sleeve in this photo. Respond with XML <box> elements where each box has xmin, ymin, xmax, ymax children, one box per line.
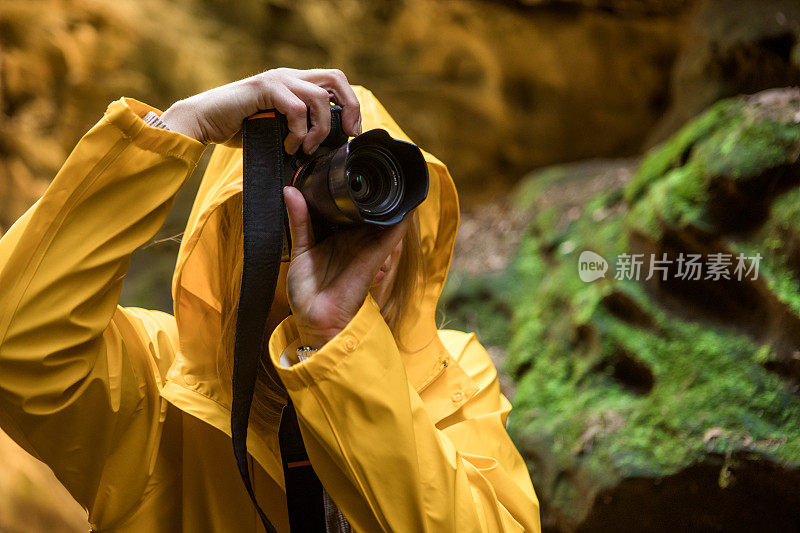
<box><xmin>0</xmin><ymin>98</ymin><xmax>205</xmax><ymax>522</ymax></box>
<box><xmin>269</xmin><ymin>295</ymin><xmax>541</xmax><ymax>533</ymax></box>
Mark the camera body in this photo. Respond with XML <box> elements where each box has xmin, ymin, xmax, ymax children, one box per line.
<box><xmin>263</xmin><ymin>104</ymin><xmax>429</xmax><ymax>260</ymax></box>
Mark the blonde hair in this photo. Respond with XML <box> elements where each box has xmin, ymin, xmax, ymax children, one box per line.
<box><xmin>217</xmin><ymin>194</ymin><xmax>424</xmax><ymax>432</ymax></box>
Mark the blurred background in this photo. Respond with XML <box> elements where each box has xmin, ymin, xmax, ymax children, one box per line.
<box><xmin>1</xmin><ymin>0</ymin><xmax>799</xmax><ymax>531</ymax></box>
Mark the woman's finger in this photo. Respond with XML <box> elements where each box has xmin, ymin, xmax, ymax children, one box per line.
<box><xmin>339</xmin><ymin>214</ymin><xmax>412</xmax><ymax>289</ymax></box>
<box><xmin>284</xmin><ymin>78</ymin><xmax>332</xmax><ymax>154</ymax></box>
<box><xmin>300</xmin><ymin>69</ymin><xmax>361</xmax><ymax>137</ymax></box>
<box><xmin>371</xmin><ymin>214</ymin><xmax>412</xmax><ymax>262</ymax></box>
<box><xmin>221</xmin><ymin>129</ymin><xmax>243</xmax><ymax>149</ymax></box>
<box><xmin>283</xmin><ymin>186</ymin><xmax>316</xmax><ymax>259</ymax></box>
<box><xmin>271</xmin><ymin>84</ymin><xmax>308</xmax><ymax>154</ymax></box>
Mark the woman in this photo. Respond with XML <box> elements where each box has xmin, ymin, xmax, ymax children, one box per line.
<box><xmin>0</xmin><ymin>68</ymin><xmax>540</xmax><ymax>532</ymax></box>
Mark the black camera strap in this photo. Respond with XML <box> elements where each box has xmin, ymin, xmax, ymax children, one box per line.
<box><xmin>234</xmin><ymin>111</ymin><xmax>326</xmax><ymax>532</ymax></box>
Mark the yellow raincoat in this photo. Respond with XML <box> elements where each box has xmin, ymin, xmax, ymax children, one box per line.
<box><xmin>0</xmin><ymin>87</ymin><xmax>540</xmax><ymax>532</ymax></box>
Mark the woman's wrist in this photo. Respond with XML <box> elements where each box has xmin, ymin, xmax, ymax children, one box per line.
<box><xmin>296</xmin><ymin>325</ymin><xmax>340</xmax><ymax>350</ymax></box>
<box><xmin>160</xmin><ymin>100</ymin><xmax>205</xmax><ymax>142</ymax></box>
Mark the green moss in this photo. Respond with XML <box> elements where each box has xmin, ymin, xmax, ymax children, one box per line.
<box><xmin>506</xmin><ymin>120</ymin><xmax>800</xmax><ymax>511</ymax></box>
<box><xmin>734</xmin><ymin>187</ymin><xmax>800</xmax><ymax>316</ymax></box>
<box><xmin>730</xmin><ymin>238</ymin><xmax>800</xmax><ymax>318</ymax></box>
<box><xmin>697</xmin><ymin>119</ymin><xmax>800</xmax><ymax>179</ymax></box>
<box><xmin>625</xmin><ymin>100</ymin><xmax>741</xmax><ymax>204</ymax></box>
<box><xmin>626</xmin><ymin>159</ymin><xmax>712</xmax><ymax>239</ymax></box>
<box><xmin>625</xmin><ymin>95</ymin><xmax>800</xmax><ymax>240</ymax></box>
<box><xmin>507</xmin><ymin>197</ymin><xmax>800</xmax><ymax>514</ymax></box>
<box><xmin>438</xmin><ymin>271</ymin><xmax>515</xmax><ymax>348</ymax></box>
<box><xmin>452</xmin><ymin>92</ymin><xmax>800</xmax><ymax>520</ymax></box>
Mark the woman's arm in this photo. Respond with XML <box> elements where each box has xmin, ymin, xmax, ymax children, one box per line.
<box><xmin>276</xmin><ymin>183</ymin><xmax>540</xmax><ymax>531</ymax></box>
<box><xmin>269</xmin><ymin>299</ymin><xmax>540</xmax><ymax>532</ymax></box>
<box><xmin>0</xmin><ymin>68</ymin><xmax>361</xmax><ymax>526</ymax></box>
<box><xmin>0</xmin><ymin>97</ymin><xmax>206</xmax><ymax>523</ymax></box>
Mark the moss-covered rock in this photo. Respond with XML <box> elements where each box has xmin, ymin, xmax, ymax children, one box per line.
<box><xmin>626</xmin><ymin>89</ymin><xmax>800</xmax><ymax>380</ymax></box>
<box><xmin>506</xmin><ymin>89</ymin><xmax>800</xmax><ymax>531</ymax></box>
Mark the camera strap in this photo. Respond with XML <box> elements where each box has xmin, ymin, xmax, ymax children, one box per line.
<box><xmin>234</xmin><ymin>111</ymin><xmax>326</xmax><ymax>532</ymax></box>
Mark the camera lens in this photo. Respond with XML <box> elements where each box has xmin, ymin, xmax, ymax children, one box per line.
<box><xmin>291</xmin><ymin>127</ymin><xmax>427</xmax><ymax>227</ymax></box>
<box><xmin>345</xmin><ymin>145</ymin><xmax>404</xmax><ymax>217</ymax></box>
<box><xmin>349</xmin><ymin>173</ymin><xmax>369</xmax><ymax>200</ymax></box>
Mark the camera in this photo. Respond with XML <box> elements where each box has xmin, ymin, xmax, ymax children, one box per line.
<box><xmin>248</xmin><ymin>104</ymin><xmax>429</xmax><ymax>260</ymax></box>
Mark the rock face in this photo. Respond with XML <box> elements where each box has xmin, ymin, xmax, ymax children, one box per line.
<box><xmin>627</xmin><ymin>89</ymin><xmax>800</xmax><ymax>383</ymax></box>
<box><xmin>648</xmin><ymin>0</ymin><xmax>800</xmax><ymax>145</ymax></box>
<box><xmin>3</xmin><ymin>0</ymin><xmax>797</xmax><ymax>222</ymax></box>
<box><xmin>0</xmin><ymin>0</ymin><xmax>243</xmax><ymax>235</ymax></box>
<box><xmin>276</xmin><ymin>0</ymin><xmax>687</xmax><ymax>196</ymax></box>
<box><xmin>0</xmin><ymin>0</ymin><xmax>693</xmax><ymax>229</ymax></box>
<box><xmin>492</xmin><ymin>89</ymin><xmax>800</xmax><ymax>531</ymax></box>
<box><xmin>495</xmin><ymin>0</ymin><xmax>691</xmax><ymax>13</ymax></box>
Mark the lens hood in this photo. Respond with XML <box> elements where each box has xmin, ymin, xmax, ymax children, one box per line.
<box><xmin>294</xmin><ymin>128</ymin><xmax>429</xmax><ymax>227</ymax></box>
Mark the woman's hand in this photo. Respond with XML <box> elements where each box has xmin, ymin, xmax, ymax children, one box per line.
<box><xmin>160</xmin><ymin>68</ymin><xmax>362</xmax><ymax>154</ymax></box>
<box><xmin>283</xmin><ymin>186</ymin><xmax>411</xmax><ymax>348</ymax></box>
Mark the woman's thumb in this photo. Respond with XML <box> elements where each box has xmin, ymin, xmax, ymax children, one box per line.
<box><xmin>283</xmin><ymin>186</ymin><xmax>315</xmax><ymax>258</ymax></box>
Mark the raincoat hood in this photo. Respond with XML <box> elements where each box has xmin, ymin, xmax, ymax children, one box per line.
<box><xmin>161</xmin><ymin>86</ymin><xmax>469</xmax><ymax>449</ymax></box>
<box><xmin>0</xmin><ymin>87</ymin><xmax>540</xmax><ymax>531</ymax></box>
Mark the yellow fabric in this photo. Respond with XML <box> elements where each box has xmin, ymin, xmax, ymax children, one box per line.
<box><xmin>0</xmin><ymin>88</ymin><xmax>540</xmax><ymax>532</ymax></box>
